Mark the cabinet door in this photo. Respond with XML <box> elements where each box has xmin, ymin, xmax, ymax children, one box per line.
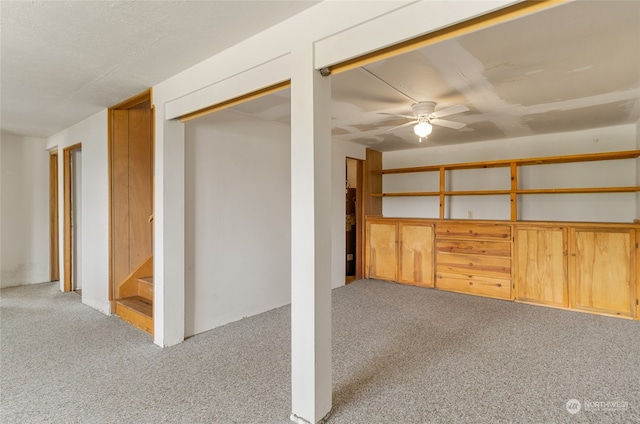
<box><xmin>366</xmin><ymin>221</ymin><xmax>397</xmax><ymax>281</ymax></box>
<box><xmin>515</xmin><ymin>227</ymin><xmax>568</xmax><ymax>307</ymax></box>
<box><xmin>570</xmin><ymin>229</ymin><xmax>635</xmax><ymax>317</ymax></box>
<box><xmin>398</xmin><ymin>223</ymin><xmax>434</xmax><ymax>287</ymax></box>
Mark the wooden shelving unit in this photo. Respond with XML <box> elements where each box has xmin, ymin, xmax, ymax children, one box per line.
<box><xmin>372</xmin><ymin>150</ymin><xmax>640</xmax><ymax>221</ymax></box>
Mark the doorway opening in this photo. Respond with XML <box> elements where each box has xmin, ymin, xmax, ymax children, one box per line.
<box><xmin>63</xmin><ymin>143</ymin><xmax>82</xmax><ymax>293</ymax></box>
<box><xmin>49</xmin><ymin>151</ymin><xmax>59</xmax><ymax>282</ymax></box>
<box><xmin>345</xmin><ymin>157</ymin><xmax>364</xmax><ymax>283</ymax></box>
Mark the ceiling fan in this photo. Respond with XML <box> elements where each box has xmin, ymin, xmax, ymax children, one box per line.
<box><xmin>384</xmin><ymin>101</ymin><xmax>470</xmax><ymax>142</ymax></box>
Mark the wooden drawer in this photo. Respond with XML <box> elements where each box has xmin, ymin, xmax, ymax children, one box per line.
<box><xmin>436</xmin><ymin>253</ymin><xmax>511</xmax><ymax>279</ymax></box>
<box><xmin>435</xmin><ymin>272</ymin><xmax>511</xmax><ymax>299</ymax></box>
<box><xmin>436</xmin><ymin>222</ymin><xmax>511</xmax><ymax>240</ymax></box>
<box><xmin>436</xmin><ymin>239</ymin><xmax>511</xmax><ymax>257</ymax></box>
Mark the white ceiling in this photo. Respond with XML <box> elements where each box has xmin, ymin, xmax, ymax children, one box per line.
<box><xmin>0</xmin><ymin>0</ymin><xmax>319</xmax><ymax>138</ymax></box>
<box><xmin>2</xmin><ymin>1</ymin><xmax>639</xmax><ymax>152</ymax></box>
<box><xmin>230</xmin><ymin>0</ymin><xmax>640</xmax><ymax>151</ymax></box>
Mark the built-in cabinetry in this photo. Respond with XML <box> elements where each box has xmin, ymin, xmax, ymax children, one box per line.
<box><xmin>435</xmin><ymin>222</ymin><xmax>512</xmax><ymax>299</ymax></box>
<box><xmin>364</xmin><ymin>150</ymin><xmax>640</xmax><ymax>320</ymax></box>
<box><xmin>367</xmin><ymin>219</ymin><xmax>638</xmax><ymax>320</ymax></box>
<box><xmin>366</xmin><ymin>219</ymin><xmax>434</xmax><ymax>287</ymax></box>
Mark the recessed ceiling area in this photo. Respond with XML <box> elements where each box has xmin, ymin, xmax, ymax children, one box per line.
<box><xmin>226</xmin><ymin>0</ymin><xmax>640</xmax><ymax>152</ymax></box>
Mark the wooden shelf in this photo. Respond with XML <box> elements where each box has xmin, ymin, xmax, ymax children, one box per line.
<box><xmin>374</xmin><ymin>187</ymin><xmax>640</xmax><ymax>197</ymax></box>
<box><xmin>376</xmin><ymin>150</ymin><xmax>640</xmax><ymax>175</ymax></box>
<box><xmin>371</xmin><ymin>150</ymin><xmax>640</xmax><ymax>221</ymax></box>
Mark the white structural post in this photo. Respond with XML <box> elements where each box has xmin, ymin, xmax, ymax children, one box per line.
<box><xmin>290</xmin><ymin>44</ymin><xmax>332</xmax><ymax>424</ymax></box>
<box><xmin>154</xmin><ymin>115</ymin><xmax>186</xmax><ymax>347</ymax></box>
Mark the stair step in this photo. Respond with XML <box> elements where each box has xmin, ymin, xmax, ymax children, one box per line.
<box><xmin>137</xmin><ymin>277</ymin><xmax>153</xmax><ymax>301</ymax></box>
<box><xmin>115</xmin><ymin>296</ymin><xmax>153</xmax><ymax>335</ymax></box>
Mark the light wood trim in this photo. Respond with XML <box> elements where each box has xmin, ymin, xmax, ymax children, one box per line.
<box><xmin>109</xmin><ymin>90</ymin><xmax>153</xmax><ymax>306</ymax></box>
<box><xmin>49</xmin><ymin>152</ymin><xmax>59</xmax><ymax>282</ymax></box>
<box><xmin>329</xmin><ymin>0</ymin><xmax>565</xmax><ymax>75</ymax></box>
<box><xmin>364</xmin><ymin>149</ymin><xmax>383</xmax><ymax>216</ymax></box>
<box><xmin>510</xmin><ymin>162</ymin><xmax>517</xmax><ymax>221</ymax></box>
<box><xmin>116</xmin><ymin>255</ymin><xmax>153</xmax><ymax>299</ymax></box>
<box><xmin>516</xmin><ymin>187</ymin><xmax>640</xmax><ymax>194</ymax></box>
<box><xmin>439</xmin><ymin>167</ymin><xmax>445</xmax><ymax>220</ymax></box>
<box><xmin>63</xmin><ymin>143</ymin><xmax>81</xmax><ymax>292</ymax></box>
<box><xmin>355</xmin><ymin>158</ymin><xmax>364</xmax><ymax>280</ymax></box>
<box><xmin>110</xmin><ymin>88</ymin><xmax>153</xmax><ymax>111</ymax></box>
<box><xmin>178</xmin><ymin>80</ymin><xmax>290</xmax><ymax>122</ymax></box>
<box><xmin>377</xmin><ymin>150</ymin><xmax>640</xmax><ymax>174</ymax></box>
<box><xmin>636</xmin><ymin>230</ymin><xmax>640</xmax><ymax>320</ymax></box>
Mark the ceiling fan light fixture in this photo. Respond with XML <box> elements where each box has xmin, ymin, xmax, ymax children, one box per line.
<box><xmin>414</xmin><ymin>121</ymin><xmax>433</xmax><ymax>138</ymax></box>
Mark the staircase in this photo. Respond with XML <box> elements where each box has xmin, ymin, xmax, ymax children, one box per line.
<box><xmin>114</xmin><ymin>256</ymin><xmax>153</xmax><ymax>335</ymax></box>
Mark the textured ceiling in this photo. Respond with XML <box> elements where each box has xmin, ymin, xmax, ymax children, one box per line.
<box><xmin>229</xmin><ymin>1</ymin><xmax>640</xmax><ymax>151</ymax></box>
<box><xmin>2</xmin><ymin>1</ymin><xmax>639</xmax><ymax>151</ymax></box>
<box><xmin>0</xmin><ymin>0</ymin><xmax>319</xmax><ymax>137</ymax></box>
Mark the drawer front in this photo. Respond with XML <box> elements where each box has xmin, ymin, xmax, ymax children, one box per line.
<box><xmin>436</xmin><ymin>239</ymin><xmax>511</xmax><ymax>258</ymax></box>
<box><xmin>436</xmin><ymin>253</ymin><xmax>511</xmax><ymax>280</ymax></box>
<box><xmin>436</xmin><ymin>273</ymin><xmax>511</xmax><ymax>299</ymax></box>
<box><xmin>436</xmin><ymin>222</ymin><xmax>511</xmax><ymax>240</ymax></box>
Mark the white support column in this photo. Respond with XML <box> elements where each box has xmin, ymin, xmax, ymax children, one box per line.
<box><xmin>154</xmin><ymin>114</ymin><xmax>185</xmax><ymax>347</ymax></box>
<box><xmin>290</xmin><ymin>44</ymin><xmax>332</xmax><ymax>424</ymax></box>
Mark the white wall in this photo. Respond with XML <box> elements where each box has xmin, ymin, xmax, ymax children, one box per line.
<box><xmin>331</xmin><ymin>139</ymin><xmax>366</xmax><ymax>288</ymax></box>
<box><xmin>46</xmin><ymin>110</ymin><xmax>110</xmax><ymax>314</ymax></box>
<box><xmin>184</xmin><ymin>110</ymin><xmax>291</xmax><ymax>337</ymax></box>
<box><xmin>383</xmin><ymin>124</ymin><xmax>638</xmax><ymax>223</ymax></box>
<box><xmin>0</xmin><ymin>134</ymin><xmax>50</xmax><ymax>288</ymax></box>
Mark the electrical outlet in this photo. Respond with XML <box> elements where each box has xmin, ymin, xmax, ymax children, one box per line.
<box><xmin>468</xmin><ymin>210</ymin><xmax>473</xmax><ymax>219</ymax></box>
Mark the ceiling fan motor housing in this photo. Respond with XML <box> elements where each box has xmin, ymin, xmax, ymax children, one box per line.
<box><xmin>412</xmin><ymin>101</ymin><xmax>436</xmax><ymax>118</ymax></box>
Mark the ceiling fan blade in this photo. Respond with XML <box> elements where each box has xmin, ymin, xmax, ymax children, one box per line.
<box><xmin>430</xmin><ymin>118</ymin><xmax>466</xmax><ymax>130</ymax></box>
<box><xmin>378</xmin><ymin>112</ymin><xmax>416</xmax><ymax>120</ymax></box>
<box><xmin>431</xmin><ymin>104</ymin><xmax>470</xmax><ymax>118</ymax></box>
<box><xmin>386</xmin><ymin>120</ymin><xmax>417</xmax><ymax>132</ymax></box>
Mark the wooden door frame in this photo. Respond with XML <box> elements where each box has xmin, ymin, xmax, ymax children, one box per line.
<box><xmin>63</xmin><ymin>143</ymin><xmax>82</xmax><ymax>292</ymax></box>
<box><xmin>345</xmin><ymin>157</ymin><xmax>365</xmax><ymax>282</ymax></box>
<box><xmin>108</xmin><ymin>89</ymin><xmax>153</xmax><ymax>306</ymax></box>
<box><xmin>50</xmin><ymin>151</ymin><xmax>59</xmax><ymax>282</ymax></box>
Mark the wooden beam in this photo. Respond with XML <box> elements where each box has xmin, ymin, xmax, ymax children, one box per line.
<box><xmin>329</xmin><ymin>0</ymin><xmax>566</xmax><ymax>75</ymax></box>
<box><xmin>178</xmin><ymin>81</ymin><xmax>291</xmax><ymax>122</ymax></box>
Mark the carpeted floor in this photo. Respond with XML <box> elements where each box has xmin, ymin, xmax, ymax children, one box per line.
<box><xmin>1</xmin><ymin>280</ymin><xmax>638</xmax><ymax>423</ymax></box>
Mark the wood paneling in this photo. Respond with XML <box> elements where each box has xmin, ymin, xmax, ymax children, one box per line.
<box><xmin>436</xmin><ymin>253</ymin><xmax>511</xmax><ymax>280</ymax></box>
<box><xmin>436</xmin><ymin>273</ymin><xmax>511</xmax><ymax>299</ymax></box>
<box><xmin>110</xmin><ymin>106</ymin><xmax>153</xmax><ymax>298</ymax></box>
<box><xmin>365</xmin><ymin>149</ymin><xmax>382</xmax><ymax>216</ymax></box>
<box><xmin>49</xmin><ymin>152</ymin><xmax>59</xmax><ymax>281</ymax></box>
<box><xmin>515</xmin><ymin>227</ymin><xmax>567</xmax><ymax>307</ymax></box>
<box><xmin>436</xmin><ymin>222</ymin><xmax>511</xmax><ymax>240</ymax></box>
<box><xmin>366</xmin><ymin>220</ymin><xmax>397</xmax><ymax>281</ymax></box>
<box><xmin>436</xmin><ymin>239</ymin><xmax>511</xmax><ymax>257</ymax></box>
<box><xmin>63</xmin><ymin>144</ymin><xmax>81</xmax><ymax>292</ymax></box>
<box><xmin>127</xmin><ymin>109</ymin><xmax>153</xmax><ymax>269</ymax></box>
<box><xmin>112</xmin><ymin>110</ymin><xmax>130</xmax><ymax>289</ymax></box>
<box><xmin>435</xmin><ymin>221</ymin><xmax>512</xmax><ymax>299</ymax></box>
<box><xmin>570</xmin><ymin>229</ymin><xmax>634</xmax><ymax>317</ymax></box>
<box><xmin>398</xmin><ymin>223</ymin><xmax>433</xmax><ymax>287</ymax></box>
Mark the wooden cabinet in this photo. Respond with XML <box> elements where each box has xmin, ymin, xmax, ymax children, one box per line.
<box><xmin>366</xmin><ymin>220</ymin><xmax>398</xmax><ymax>281</ymax></box>
<box><xmin>398</xmin><ymin>223</ymin><xmax>434</xmax><ymax>287</ymax></box>
<box><xmin>515</xmin><ymin>227</ymin><xmax>568</xmax><ymax>307</ymax></box>
<box><xmin>365</xmin><ymin>217</ymin><xmax>638</xmax><ymax>321</ymax></box>
<box><xmin>435</xmin><ymin>222</ymin><xmax>512</xmax><ymax>299</ymax></box>
<box><xmin>366</xmin><ymin>219</ymin><xmax>434</xmax><ymax>286</ymax></box>
<box><xmin>570</xmin><ymin>228</ymin><xmax>636</xmax><ymax>318</ymax></box>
